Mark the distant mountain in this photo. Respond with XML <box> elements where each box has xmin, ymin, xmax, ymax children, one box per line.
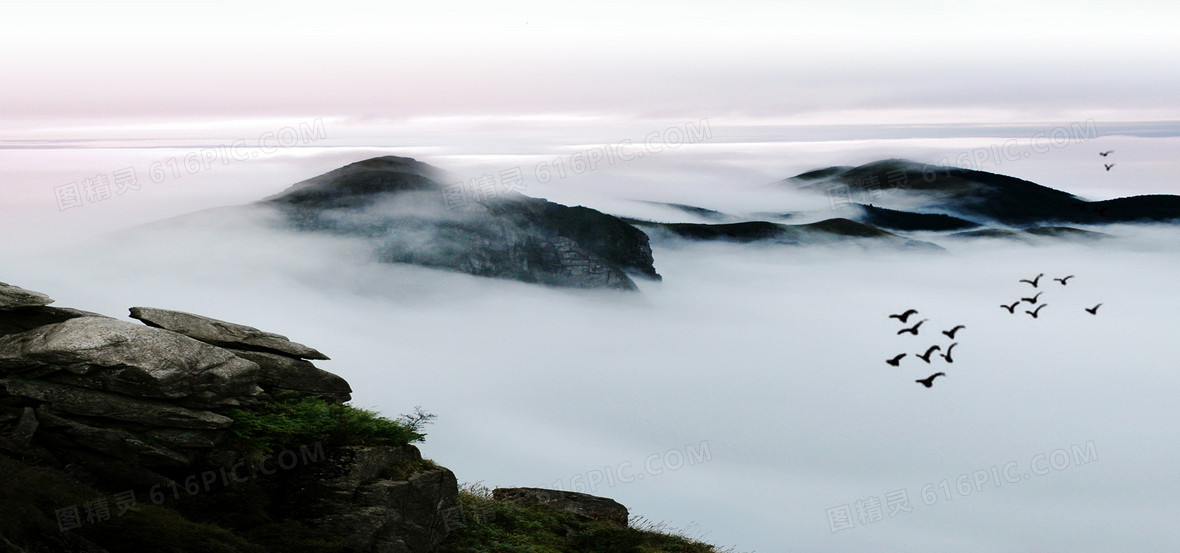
<box><xmin>633</xmin><ymin>217</ymin><xmax>941</xmax><ymax>250</ymax></box>
<box><xmin>856</xmin><ymin>204</ymin><xmax>980</xmax><ymax>232</ymax></box>
<box><xmin>262</xmin><ymin>156</ymin><xmax>660</xmax><ymax>290</ymax></box>
<box><xmin>785</xmin><ymin>159</ymin><xmax>1180</xmax><ymax>225</ymax></box>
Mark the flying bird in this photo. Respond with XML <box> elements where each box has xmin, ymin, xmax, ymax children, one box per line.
<box><xmin>1020</xmin><ymin>273</ymin><xmax>1044</xmax><ymax>288</ymax></box>
<box><xmin>1026</xmin><ymin>304</ymin><xmax>1048</xmax><ymax>318</ymax></box>
<box><xmin>916</xmin><ymin>372</ymin><xmax>946</xmax><ymax>388</ymax></box>
<box><xmin>1099</xmin><ymin>150</ymin><xmax>1114</xmax><ymax>157</ymax></box>
<box><xmin>940</xmin><ymin>342</ymin><xmax>958</xmax><ymax>363</ymax></box>
<box><xmin>897</xmin><ymin>319</ymin><xmax>929</xmax><ymax>336</ymax></box>
<box><xmin>1000</xmin><ymin>301</ymin><xmax>1020</xmax><ymax>314</ymax></box>
<box><xmin>1104</xmin><ymin>163</ymin><xmax>1116</xmax><ymax>171</ymax></box>
<box><xmin>916</xmin><ymin>345</ymin><xmax>942</xmax><ymax>363</ymax></box>
<box><xmin>886</xmin><ymin>353</ymin><xmax>907</xmax><ymax>366</ymax></box>
<box><xmin>1021</xmin><ymin>292</ymin><xmax>1043</xmax><ymax>304</ymax></box>
<box><xmin>942</xmin><ymin>325</ymin><xmax>966</xmax><ymax>339</ymax></box>
<box><xmin>889</xmin><ymin>309</ymin><xmax>919</xmax><ymax>323</ymax></box>
<box><xmin>1085</xmin><ymin>303</ymin><xmax>1103</xmax><ymax>315</ymax></box>
<box><xmin>1053</xmin><ymin>275</ymin><xmax>1075</xmax><ymax>285</ymax></box>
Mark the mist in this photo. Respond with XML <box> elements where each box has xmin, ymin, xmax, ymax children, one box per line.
<box><xmin>4</xmin><ymin>169</ymin><xmax>1180</xmax><ymax>552</ymax></box>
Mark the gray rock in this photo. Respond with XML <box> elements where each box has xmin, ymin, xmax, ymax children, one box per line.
<box><xmin>11</xmin><ymin>406</ymin><xmax>38</xmax><ymax>447</ymax></box>
<box><xmin>0</xmin><ymin>317</ymin><xmax>262</xmax><ymax>406</ymax></box>
<box><xmin>493</xmin><ymin>487</ymin><xmax>629</xmax><ymax>525</ymax></box>
<box><xmin>129</xmin><ymin>307</ymin><xmax>330</xmax><ymax>360</ymax></box>
<box><xmin>35</xmin><ymin>405</ymin><xmax>192</xmax><ymax>467</ymax></box>
<box><xmin>311</xmin><ymin>445</ymin><xmax>457</xmax><ymax>553</ymax></box>
<box><xmin>1</xmin><ymin>378</ymin><xmax>233</xmax><ymax>429</ymax></box>
<box><xmin>0</xmin><ymin>281</ymin><xmax>54</xmax><ymax>310</ymax></box>
<box><xmin>230</xmin><ymin>349</ymin><xmax>351</xmax><ymax>403</ymax></box>
<box><xmin>144</xmin><ymin>428</ymin><xmax>219</xmax><ymax>448</ymax></box>
<box><xmin>0</xmin><ymin>305</ymin><xmax>108</xmax><ymax>338</ymax></box>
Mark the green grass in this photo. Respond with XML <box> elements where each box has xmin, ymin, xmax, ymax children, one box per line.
<box><xmin>220</xmin><ymin>392</ymin><xmax>430</xmax><ymax>454</ymax></box>
<box><xmin>436</xmin><ymin>484</ymin><xmax>733</xmax><ymax>553</ymax></box>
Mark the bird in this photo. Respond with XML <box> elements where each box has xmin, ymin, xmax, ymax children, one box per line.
<box><xmin>898</xmin><ymin>319</ymin><xmax>928</xmax><ymax>336</ymax></box>
<box><xmin>1026</xmin><ymin>304</ymin><xmax>1048</xmax><ymax>318</ymax></box>
<box><xmin>916</xmin><ymin>345</ymin><xmax>942</xmax><ymax>363</ymax></box>
<box><xmin>1099</xmin><ymin>150</ymin><xmax>1114</xmax><ymax>157</ymax></box>
<box><xmin>1104</xmin><ymin>163</ymin><xmax>1116</xmax><ymax>171</ymax></box>
<box><xmin>940</xmin><ymin>342</ymin><xmax>958</xmax><ymax>363</ymax></box>
<box><xmin>942</xmin><ymin>325</ymin><xmax>966</xmax><ymax>339</ymax></box>
<box><xmin>889</xmin><ymin>309</ymin><xmax>919</xmax><ymax>323</ymax></box>
<box><xmin>916</xmin><ymin>372</ymin><xmax>946</xmax><ymax>388</ymax></box>
<box><xmin>1020</xmin><ymin>273</ymin><xmax>1044</xmax><ymax>287</ymax></box>
<box><xmin>1053</xmin><ymin>275</ymin><xmax>1074</xmax><ymax>285</ymax></box>
<box><xmin>1021</xmin><ymin>292</ymin><xmax>1043</xmax><ymax>304</ymax></box>
<box><xmin>886</xmin><ymin>353</ymin><xmax>907</xmax><ymax>366</ymax></box>
<box><xmin>1085</xmin><ymin>303</ymin><xmax>1103</xmax><ymax>315</ymax></box>
<box><xmin>1000</xmin><ymin>301</ymin><xmax>1020</xmax><ymax>313</ymax></box>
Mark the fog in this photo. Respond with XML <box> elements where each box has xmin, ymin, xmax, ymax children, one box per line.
<box><xmin>4</xmin><ymin>130</ymin><xmax>1180</xmax><ymax>552</ymax></box>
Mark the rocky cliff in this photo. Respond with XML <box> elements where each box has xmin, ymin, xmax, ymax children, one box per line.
<box><xmin>0</xmin><ymin>280</ymin><xmax>722</xmax><ymax>553</ymax></box>
<box><xmin>0</xmin><ymin>280</ymin><xmax>456</xmax><ymax>553</ymax></box>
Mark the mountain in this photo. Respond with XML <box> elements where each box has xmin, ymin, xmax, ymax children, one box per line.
<box><xmin>633</xmin><ymin>217</ymin><xmax>942</xmax><ymax>249</ymax></box>
<box><xmin>262</xmin><ymin>156</ymin><xmax>660</xmax><ymax>291</ymax></box>
<box><xmin>785</xmin><ymin>159</ymin><xmax>1180</xmax><ymax>225</ymax></box>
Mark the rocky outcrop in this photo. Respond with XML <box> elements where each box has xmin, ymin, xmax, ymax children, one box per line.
<box><xmin>0</xmin><ymin>281</ymin><xmax>54</xmax><ymax>309</ymax></box>
<box><xmin>0</xmin><ymin>280</ymin><xmax>444</xmax><ymax>553</ymax></box>
<box><xmin>0</xmin><ymin>317</ymin><xmax>262</xmax><ymax>408</ymax></box>
<box><xmin>128</xmin><ymin>307</ymin><xmax>330</xmax><ymax>360</ymax></box>
<box><xmin>492</xmin><ymin>487</ymin><xmax>629</xmax><ymax>525</ymax></box>
<box><xmin>128</xmin><ymin>307</ymin><xmax>349</xmax><ymax>402</ymax></box>
<box><xmin>311</xmin><ymin>446</ymin><xmax>458</xmax><ymax>553</ymax></box>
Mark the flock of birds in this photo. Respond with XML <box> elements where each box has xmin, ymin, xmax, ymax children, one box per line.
<box><xmin>1100</xmin><ymin>150</ymin><xmax>1116</xmax><ymax>171</ymax></box>
<box><xmin>887</xmin><ymin>273</ymin><xmax>1105</xmax><ymax>389</ymax></box>
<box><xmin>885</xmin><ymin>309</ymin><xmax>965</xmax><ymax>388</ymax></box>
<box><xmin>999</xmin><ymin>273</ymin><xmax>1103</xmax><ymax>319</ymax></box>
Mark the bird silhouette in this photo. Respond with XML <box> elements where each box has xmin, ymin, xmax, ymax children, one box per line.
<box><xmin>916</xmin><ymin>345</ymin><xmax>942</xmax><ymax>363</ymax></box>
<box><xmin>916</xmin><ymin>372</ymin><xmax>946</xmax><ymax>388</ymax></box>
<box><xmin>1085</xmin><ymin>303</ymin><xmax>1103</xmax><ymax>315</ymax></box>
<box><xmin>898</xmin><ymin>319</ymin><xmax>928</xmax><ymax>336</ymax></box>
<box><xmin>1104</xmin><ymin>163</ymin><xmax>1116</xmax><ymax>171</ymax></box>
<box><xmin>942</xmin><ymin>325</ymin><xmax>966</xmax><ymax>339</ymax></box>
<box><xmin>940</xmin><ymin>342</ymin><xmax>958</xmax><ymax>363</ymax></box>
<box><xmin>886</xmin><ymin>353</ymin><xmax>907</xmax><ymax>366</ymax></box>
<box><xmin>1000</xmin><ymin>301</ymin><xmax>1020</xmax><ymax>313</ymax></box>
<box><xmin>1053</xmin><ymin>275</ymin><xmax>1074</xmax><ymax>285</ymax></box>
<box><xmin>1099</xmin><ymin>150</ymin><xmax>1114</xmax><ymax>157</ymax></box>
<box><xmin>1026</xmin><ymin>304</ymin><xmax>1048</xmax><ymax>318</ymax></box>
<box><xmin>889</xmin><ymin>309</ymin><xmax>919</xmax><ymax>323</ymax></box>
<box><xmin>1021</xmin><ymin>292</ymin><xmax>1043</xmax><ymax>304</ymax></box>
<box><xmin>1020</xmin><ymin>273</ymin><xmax>1044</xmax><ymax>287</ymax></box>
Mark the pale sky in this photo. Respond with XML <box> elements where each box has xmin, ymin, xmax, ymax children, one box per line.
<box><xmin>3</xmin><ymin>0</ymin><xmax>1180</xmax><ymax>140</ymax></box>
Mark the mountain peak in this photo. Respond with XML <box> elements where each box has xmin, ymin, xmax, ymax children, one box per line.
<box><xmin>263</xmin><ymin>155</ymin><xmax>446</xmax><ymax>207</ymax></box>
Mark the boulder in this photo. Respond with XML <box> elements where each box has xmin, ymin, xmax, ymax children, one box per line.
<box><xmin>310</xmin><ymin>445</ymin><xmax>458</xmax><ymax>553</ymax></box>
<box><xmin>129</xmin><ymin>307</ymin><xmax>330</xmax><ymax>360</ymax></box>
<box><xmin>0</xmin><ymin>317</ymin><xmax>262</xmax><ymax>407</ymax></box>
<box><xmin>0</xmin><ymin>281</ymin><xmax>54</xmax><ymax>309</ymax></box>
<box><xmin>492</xmin><ymin>487</ymin><xmax>629</xmax><ymax>525</ymax></box>
<box><xmin>230</xmin><ymin>349</ymin><xmax>352</xmax><ymax>403</ymax></box>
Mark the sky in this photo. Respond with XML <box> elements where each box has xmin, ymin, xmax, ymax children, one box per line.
<box><xmin>3</xmin><ymin>1</ymin><xmax>1180</xmax><ymax>552</ymax></box>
